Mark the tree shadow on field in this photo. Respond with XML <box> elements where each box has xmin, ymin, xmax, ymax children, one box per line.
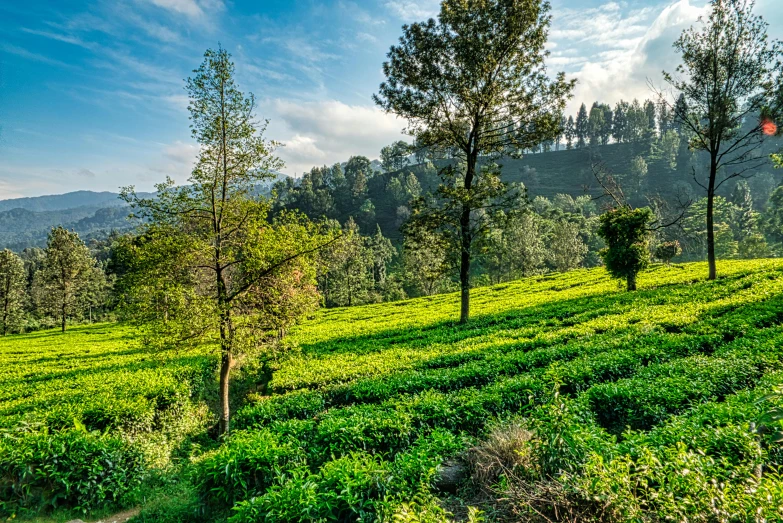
<box><xmin>296</xmin><ymin>270</ymin><xmax>763</xmax><ymax>360</ymax></box>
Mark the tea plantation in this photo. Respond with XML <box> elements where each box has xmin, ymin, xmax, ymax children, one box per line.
<box><xmin>3</xmin><ymin>259</ymin><xmax>783</xmax><ymax>521</ymax></box>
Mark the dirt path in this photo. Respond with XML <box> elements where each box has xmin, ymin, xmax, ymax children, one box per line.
<box><xmin>66</xmin><ymin>507</ymin><xmax>140</xmax><ymax>523</ymax></box>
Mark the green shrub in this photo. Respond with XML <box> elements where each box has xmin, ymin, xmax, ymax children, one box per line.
<box><xmin>233</xmin><ymin>389</ymin><xmax>324</xmax><ymax>430</ymax></box>
<box><xmin>193</xmin><ymin>429</ymin><xmax>305</xmax><ymax>507</ymax></box>
<box><xmin>585</xmin><ymin>356</ymin><xmax>759</xmax><ymax>434</ymax></box>
<box><xmin>229</xmin><ymin>453</ymin><xmax>391</xmax><ymax>523</ymax></box>
<box><xmin>314</xmin><ymin>404</ymin><xmax>414</xmax><ymax>459</ymax></box>
<box><xmin>0</xmin><ymin>428</ymin><xmax>145</xmax><ymax>515</ymax></box>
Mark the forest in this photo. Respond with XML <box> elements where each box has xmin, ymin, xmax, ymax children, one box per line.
<box><xmin>2</xmin><ymin>0</ymin><xmax>783</xmax><ymax>521</ymax></box>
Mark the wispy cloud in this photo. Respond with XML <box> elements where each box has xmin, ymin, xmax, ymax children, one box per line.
<box><xmin>0</xmin><ymin>43</ymin><xmax>76</xmax><ymax>68</ymax></box>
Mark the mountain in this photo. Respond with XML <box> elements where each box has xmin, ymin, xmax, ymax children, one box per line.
<box><xmin>0</xmin><ymin>190</ymin><xmax>154</xmax><ymax>213</ymax></box>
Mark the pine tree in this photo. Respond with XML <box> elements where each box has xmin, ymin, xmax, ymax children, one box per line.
<box><xmin>613</xmin><ymin>101</ymin><xmax>628</xmax><ymax>143</ymax></box>
<box><xmin>565</xmin><ymin>116</ymin><xmax>576</xmax><ymax>149</ymax></box>
<box><xmin>575</xmin><ymin>103</ymin><xmax>589</xmax><ymax>148</ymax></box>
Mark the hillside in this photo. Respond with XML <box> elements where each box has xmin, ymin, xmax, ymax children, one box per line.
<box><xmin>0</xmin><ymin>190</ymin><xmax>150</xmax><ymax>213</ymax></box>
<box><xmin>2</xmin><ymin>259</ymin><xmax>783</xmax><ymax>521</ymax></box>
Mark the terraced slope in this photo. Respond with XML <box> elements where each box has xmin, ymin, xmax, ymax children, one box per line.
<box><xmin>3</xmin><ymin>260</ymin><xmax>783</xmax><ymax>521</ymax></box>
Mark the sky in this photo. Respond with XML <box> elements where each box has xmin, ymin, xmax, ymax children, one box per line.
<box><xmin>0</xmin><ymin>0</ymin><xmax>781</xmax><ymax>199</ymax></box>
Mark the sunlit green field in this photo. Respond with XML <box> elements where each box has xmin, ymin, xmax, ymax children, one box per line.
<box><xmin>4</xmin><ymin>259</ymin><xmax>783</xmax><ymax>521</ymax></box>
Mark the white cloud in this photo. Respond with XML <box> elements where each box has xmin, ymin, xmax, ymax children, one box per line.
<box><xmin>384</xmin><ymin>0</ymin><xmax>440</xmax><ymax>21</ymax></box>
<box><xmin>163</xmin><ymin>140</ymin><xmax>199</xmax><ymax>165</ymax></box>
<box><xmin>144</xmin><ymin>0</ymin><xmax>202</xmax><ymax>18</ymax></box>
<box><xmin>271</xmin><ymin>99</ymin><xmax>407</xmax><ymax>175</ymax></box>
<box><xmin>562</xmin><ymin>0</ymin><xmax>707</xmax><ymax>112</ymax></box>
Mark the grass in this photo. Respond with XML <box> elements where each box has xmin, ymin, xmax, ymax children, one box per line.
<box><xmin>4</xmin><ymin>259</ymin><xmax>783</xmax><ymax>521</ymax></box>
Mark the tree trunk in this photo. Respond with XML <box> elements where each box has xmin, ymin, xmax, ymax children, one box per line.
<box><xmin>706</xmin><ymin>154</ymin><xmax>717</xmax><ymax>280</ymax></box>
<box><xmin>459</xmin><ymin>151</ymin><xmax>477</xmax><ymax>324</ymax></box>
<box><xmin>626</xmin><ymin>272</ymin><xmax>637</xmax><ymax>291</ymax></box>
<box><xmin>218</xmin><ymin>346</ymin><xmax>232</xmax><ymax>435</ymax></box>
<box><xmin>61</xmin><ymin>301</ymin><xmax>66</xmax><ymax>333</ymax></box>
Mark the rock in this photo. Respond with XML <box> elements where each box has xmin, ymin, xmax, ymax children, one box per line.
<box><xmin>65</xmin><ymin>520</ymin><xmax>86</xmax><ymax>523</ymax></box>
<box><xmin>434</xmin><ymin>459</ymin><xmax>468</xmax><ymax>493</ymax></box>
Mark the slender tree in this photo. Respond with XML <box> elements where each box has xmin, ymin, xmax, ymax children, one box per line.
<box><xmin>662</xmin><ymin>0</ymin><xmax>782</xmax><ymax>279</ymax></box>
<box><xmin>122</xmin><ymin>48</ymin><xmax>333</xmax><ymax>435</ymax></box>
<box><xmin>375</xmin><ymin>0</ymin><xmax>574</xmax><ymax>322</ymax></box>
<box><xmin>565</xmin><ymin>116</ymin><xmax>576</xmax><ymax>149</ymax></box>
<box><xmin>575</xmin><ymin>103</ymin><xmax>589</xmax><ymax>148</ymax></box>
<box><xmin>0</xmin><ymin>249</ymin><xmax>26</xmax><ymax>335</ymax></box>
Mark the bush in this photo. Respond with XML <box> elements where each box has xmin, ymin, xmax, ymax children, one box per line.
<box><xmin>0</xmin><ymin>428</ymin><xmax>145</xmax><ymax>515</ymax></box>
<box><xmin>585</xmin><ymin>356</ymin><xmax>759</xmax><ymax>434</ymax></box>
<box><xmin>193</xmin><ymin>429</ymin><xmax>305</xmax><ymax>507</ymax></box>
<box><xmin>229</xmin><ymin>453</ymin><xmax>391</xmax><ymax>523</ymax></box>
<box><xmin>233</xmin><ymin>389</ymin><xmax>324</xmax><ymax>430</ymax></box>
<box><xmin>654</xmin><ymin>241</ymin><xmax>682</xmax><ymax>265</ymax></box>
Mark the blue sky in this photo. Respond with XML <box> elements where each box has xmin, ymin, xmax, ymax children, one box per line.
<box><xmin>0</xmin><ymin>0</ymin><xmax>781</xmax><ymax>198</ymax></box>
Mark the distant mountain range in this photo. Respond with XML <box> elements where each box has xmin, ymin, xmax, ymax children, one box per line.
<box><xmin>0</xmin><ymin>173</ymin><xmax>290</xmax><ymax>250</ymax></box>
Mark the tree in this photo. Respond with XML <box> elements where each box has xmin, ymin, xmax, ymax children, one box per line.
<box><xmin>33</xmin><ymin>227</ymin><xmax>100</xmax><ymax>332</ymax></box>
<box><xmin>729</xmin><ymin>180</ymin><xmax>758</xmax><ymax>244</ymax></box>
<box><xmin>121</xmin><ymin>48</ymin><xmax>331</xmax><ymax>435</ymax></box>
<box><xmin>613</xmin><ymin>101</ymin><xmax>628</xmax><ymax>143</ymax></box>
<box><xmin>402</xmin><ymin>227</ymin><xmax>451</xmax><ymax>297</ymax></box>
<box><xmin>0</xmin><ymin>249</ymin><xmax>25</xmax><ymax>335</ymax></box>
<box><xmin>644</xmin><ymin>99</ymin><xmax>658</xmax><ymax>140</ymax></box>
<box><xmin>547</xmin><ymin>220</ymin><xmax>587</xmax><ymax>272</ymax></box>
<box><xmin>588</xmin><ymin>103</ymin><xmax>605</xmax><ymax>147</ymax></box>
<box><xmin>597</xmin><ymin>206</ymin><xmax>653</xmax><ymax>291</ymax></box>
<box><xmin>575</xmin><ymin>103</ymin><xmax>589</xmax><ymax>148</ymax></box>
<box><xmin>565</xmin><ymin>116</ymin><xmax>576</xmax><ymax>149</ymax></box>
<box><xmin>662</xmin><ymin>0</ymin><xmax>782</xmax><ymax>280</ymax></box>
<box><xmin>487</xmin><ymin>211</ymin><xmax>547</xmax><ymax>282</ymax></box>
<box><xmin>381</xmin><ymin>141</ymin><xmax>411</xmax><ymax>172</ymax></box>
<box><xmin>626</xmin><ymin>156</ymin><xmax>649</xmax><ymax>196</ymax></box>
<box><xmin>366</xmin><ymin>225</ymin><xmax>395</xmax><ymax>294</ymax></box>
<box><xmin>655</xmin><ymin>240</ymin><xmax>682</xmax><ymax>265</ymax></box>
<box><xmin>320</xmin><ymin>219</ymin><xmax>374</xmax><ymax>307</ymax></box>
<box><xmin>375</xmin><ymin>0</ymin><xmax>573</xmax><ymax>323</ymax></box>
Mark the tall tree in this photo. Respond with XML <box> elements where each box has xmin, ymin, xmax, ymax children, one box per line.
<box><xmin>121</xmin><ymin>48</ymin><xmax>331</xmax><ymax>435</ymax></box>
<box><xmin>662</xmin><ymin>0</ymin><xmax>782</xmax><ymax>279</ymax></box>
<box><xmin>0</xmin><ymin>249</ymin><xmax>25</xmax><ymax>335</ymax></box>
<box><xmin>565</xmin><ymin>116</ymin><xmax>576</xmax><ymax>149</ymax></box>
<box><xmin>380</xmin><ymin>141</ymin><xmax>412</xmax><ymax>172</ymax></box>
<box><xmin>613</xmin><ymin>100</ymin><xmax>628</xmax><ymax>143</ymax></box>
<box><xmin>588</xmin><ymin>103</ymin><xmax>605</xmax><ymax>147</ymax></box>
<box><xmin>575</xmin><ymin>103</ymin><xmax>589</xmax><ymax>148</ymax></box>
<box><xmin>33</xmin><ymin>227</ymin><xmax>100</xmax><ymax>332</ymax></box>
<box><xmin>547</xmin><ymin>220</ymin><xmax>587</xmax><ymax>271</ymax></box>
<box><xmin>375</xmin><ymin>0</ymin><xmax>573</xmax><ymax>323</ymax></box>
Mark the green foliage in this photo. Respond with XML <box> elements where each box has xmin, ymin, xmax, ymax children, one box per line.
<box><xmin>597</xmin><ymin>206</ymin><xmax>652</xmax><ymax>290</ymax></box>
<box><xmin>654</xmin><ymin>240</ymin><xmax>682</xmax><ymax>264</ymax></box>
<box><xmin>33</xmin><ymin>227</ymin><xmax>105</xmax><ymax>332</ymax></box>
<box><xmin>7</xmin><ymin>260</ymin><xmax>783</xmax><ymax>519</ymax></box>
<box><xmin>0</xmin><ymin>428</ymin><xmax>145</xmax><ymax>516</ymax></box>
<box><xmin>194</xmin><ymin>429</ymin><xmax>305</xmax><ymax>507</ymax></box>
<box><xmin>0</xmin><ymin>249</ymin><xmax>26</xmax><ymax>335</ymax></box>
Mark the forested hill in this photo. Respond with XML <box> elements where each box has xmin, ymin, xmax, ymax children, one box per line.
<box><xmin>0</xmin><ymin>191</ymin><xmax>154</xmax><ymax>250</ymax></box>
<box><xmin>274</xmin><ymin>137</ymin><xmax>783</xmax><ymax>243</ymax></box>
<box><xmin>0</xmin><ymin>190</ymin><xmax>150</xmax><ymax>213</ymax></box>
<box><xmin>3</xmin><ymin>135</ymin><xmax>782</xmax><ymax>250</ymax></box>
